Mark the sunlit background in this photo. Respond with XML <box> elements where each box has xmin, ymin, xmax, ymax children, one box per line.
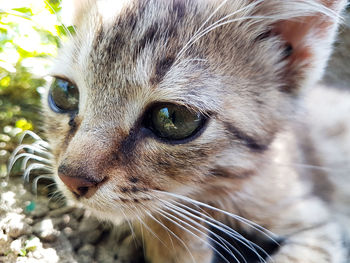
<box><xmin>0</xmin><ymin>0</ymin><xmax>73</xmax><ymax>177</ymax></box>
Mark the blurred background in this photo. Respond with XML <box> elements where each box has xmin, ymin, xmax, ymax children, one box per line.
<box><xmin>0</xmin><ymin>0</ymin><xmax>74</xmax><ymax>178</ymax></box>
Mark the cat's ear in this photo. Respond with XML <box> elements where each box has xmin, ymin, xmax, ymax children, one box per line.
<box><xmin>272</xmin><ymin>0</ymin><xmax>346</xmax><ymax>92</ymax></box>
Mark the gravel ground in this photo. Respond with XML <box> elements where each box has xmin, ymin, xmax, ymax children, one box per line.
<box><xmin>0</xmin><ymin>175</ymin><xmax>144</xmax><ymax>263</ymax></box>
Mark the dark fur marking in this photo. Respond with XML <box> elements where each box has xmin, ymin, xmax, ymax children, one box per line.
<box><xmin>104</xmin><ymin>31</ymin><xmax>125</xmax><ymax>62</ymax></box>
<box><xmin>222</xmin><ymin>121</ymin><xmax>268</xmax><ymax>152</ymax></box>
<box><xmin>255</xmin><ymin>30</ymin><xmax>271</xmax><ymax>42</ymax></box>
<box><xmin>129</xmin><ymin>176</ymin><xmax>139</xmax><ymax>183</ymax></box>
<box><xmin>131</xmin><ymin>186</ymin><xmax>139</xmax><ymax>193</ymax></box>
<box><xmin>138</xmin><ymin>23</ymin><xmax>159</xmax><ymax>51</ymax></box>
<box><xmin>282</xmin><ymin>44</ymin><xmax>293</xmax><ymax>60</ymax></box>
<box><xmin>133</xmin><ymin>198</ymin><xmax>139</xmax><ymax>203</ymax></box>
<box><xmin>68</xmin><ymin>112</ymin><xmax>78</xmax><ymax>133</ymax></box>
<box><xmin>119</xmin><ymin>128</ymin><xmax>139</xmax><ymax>160</ymax></box>
<box><xmin>173</xmin><ymin>0</ymin><xmax>186</xmax><ymax>19</ymax></box>
<box><xmin>119</xmin><ymin>198</ymin><xmax>128</xmax><ymax>203</ymax></box>
<box><xmin>120</xmin><ymin>187</ymin><xmax>129</xmax><ymax>193</ymax></box>
<box><xmin>210</xmin><ymin>168</ymin><xmax>253</xmax><ymax>178</ymax></box>
<box><xmin>150</xmin><ymin>56</ymin><xmax>175</xmax><ymax>84</ymax></box>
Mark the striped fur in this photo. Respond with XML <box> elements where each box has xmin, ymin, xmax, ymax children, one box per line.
<box><xmin>39</xmin><ymin>0</ymin><xmax>350</xmax><ymax>262</ymax></box>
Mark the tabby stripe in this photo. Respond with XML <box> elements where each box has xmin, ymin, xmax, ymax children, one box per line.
<box><xmin>222</xmin><ymin>121</ymin><xmax>268</xmax><ymax>152</ymax></box>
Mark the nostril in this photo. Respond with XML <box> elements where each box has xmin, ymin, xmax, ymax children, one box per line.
<box><xmin>58</xmin><ymin>173</ymin><xmax>104</xmax><ymax>199</ymax></box>
<box><xmin>77</xmin><ymin>186</ymin><xmax>89</xmax><ymax>197</ymax></box>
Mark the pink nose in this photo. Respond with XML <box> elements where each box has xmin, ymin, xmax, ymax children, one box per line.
<box><xmin>58</xmin><ymin>173</ymin><xmax>101</xmax><ymax>198</ymax></box>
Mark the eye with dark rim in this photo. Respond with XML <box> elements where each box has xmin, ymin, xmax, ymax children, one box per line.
<box><xmin>143</xmin><ymin>103</ymin><xmax>206</xmax><ymax>142</ymax></box>
<box><xmin>48</xmin><ymin>77</ymin><xmax>79</xmax><ymax>113</ymax></box>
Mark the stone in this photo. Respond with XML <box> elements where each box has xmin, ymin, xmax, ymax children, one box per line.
<box><xmin>33</xmin><ymin>218</ymin><xmax>59</xmax><ymax>242</ymax></box>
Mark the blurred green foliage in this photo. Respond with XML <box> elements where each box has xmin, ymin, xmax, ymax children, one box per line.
<box><xmin>0</xmin><ymin>0</ymin><xmax>67</xmax><ymax>176</ymax></box>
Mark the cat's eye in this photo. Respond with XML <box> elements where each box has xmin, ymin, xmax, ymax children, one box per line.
<box><xmin>145</xmin><ymin>104</ymin><xmax>205</xmax><ymax>141</ymax></box>
<box><xmin>48</xmin><ymin>78</ymin><xmax>79</xmax><ymax>113</ymax></box>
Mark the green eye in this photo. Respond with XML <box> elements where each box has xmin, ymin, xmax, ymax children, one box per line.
<box><xmin>48</xmin><ymin>78</ymin><xmax>79</xmax><ymax>113</ymax></box>
<box><xmin>146</xmin><ymin>104</ymin><xmax>205</xmax><ymax>141</ymax></box>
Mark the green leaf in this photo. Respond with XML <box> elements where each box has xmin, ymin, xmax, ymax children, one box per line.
<box><xmin>19</xmin><ymin>248</ymin><xmax>27</xmax><ymax>257</ymax></box>
<box><xmin>11</xmin><ymin>7</ymin><xmax>33</xmax><ymax>16</ymax></box>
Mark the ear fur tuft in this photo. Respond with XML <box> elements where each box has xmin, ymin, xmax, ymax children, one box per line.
<box><xmin>270</xmin><ymin>0</ymin><xmax>347</xmax><ymax>92</ymax></box>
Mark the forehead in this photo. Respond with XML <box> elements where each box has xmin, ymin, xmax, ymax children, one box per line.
<box><xmin>54</xmin><ymin>0</ymin><xmax>227</xmax><ymax>114</ymax></box>
<box><xmin>89</xmin><ymin>0</ymin><xmax>191</xmax><ymax>92</ymax></box>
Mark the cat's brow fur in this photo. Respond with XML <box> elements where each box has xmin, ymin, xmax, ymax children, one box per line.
<box><xmin>42</xmin><ymin>0</ymin><xmax>350</xmax><ymax>262</ymax></box>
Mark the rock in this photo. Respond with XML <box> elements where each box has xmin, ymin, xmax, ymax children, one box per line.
<box><xmin>77</xmin><ymin>244</ymin><xmax>95</xmax><ymax>263</ymax></box>
<box><xmin>50</xmin><ymin>233</ymin><xmax>78</xmax><ymax>263</ymax></box>
<box><xmin>10</xmin><ymin>237</ymin><xmax>23</xmax><ymax>255</ymax></box>
<box><xmin>33</xmin><ymin>218</ymin><xmax>59</xmax><ymax>242</ymax></box>
<box><xmin>24</xmin><ymin>236</ymin><xmax>41</xmax><ymax>252</ymax></box>
<box><xmin>0</xmin><ymin>229</ymin><xmax>11</xmax><ymax>254</ymax></box>
<box><xmin>1</xmin><ymin>213</ymin><xmax>32</xmax><ymax>238</ymax></box>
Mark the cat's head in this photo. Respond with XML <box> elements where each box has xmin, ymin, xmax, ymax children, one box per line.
<box><xmin>44</xmin><ymin>0</ymin><xmax>346</xmax><ymax>221</ymax></box>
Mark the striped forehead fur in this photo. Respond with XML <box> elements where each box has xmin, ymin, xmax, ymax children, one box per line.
<box><xmin>60</xmin><ymin>0</ymin><xmax>343</xmax><ymax>104</ymax></box>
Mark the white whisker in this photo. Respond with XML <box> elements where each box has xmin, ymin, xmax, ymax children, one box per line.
<box><xmin>32</xmin><ymin>174</ymin><xmax>55</xmax><ymax>195</ymax></box>
<box><xmin>157</xmin><ymin>208</ymin><xmax>232</xmax><ymax>263</ymax></box>
<box><xmin>8</xmin><ymin>152</ymin><xmax>52</xmax><ymax>175</ymax></box>
<box><xmin>160</xmin><ymin>198</ymin><xmax>270</xmax><ymax>263</ymax></box>
<box><xmin>19</xmin><ymin>131</ymin><xmax>50</xmax><ymax>148</ymax></box>
<box><xmin>143</xmin><ymin>209</ymin><xmax>196</xmax><ymax>263</ymax></box>
<box><xmin>23</xmin><ymin>163</ymin><xmax>53</xmax><ymax>182</ymax></box>
<box><xmin>157</xmin><ymin>200</ymin><xmax>245</xmax><ymax>263</ymax></box>
<box><xmin>134</xmin><ymin>212</ymin><xmax>168</xmax><ymax>249</ymax></box>
<box><xmin>175</xmin><ymin>0</ymin><xmax>229</xmax><ymax>63</ymax></box>
<box><xmin>175</xmin><ymin>0</ymin><xmax>264</xmax><ymax>63</ymax></box>
<box><xmin>155</xmin><ymin>191</ymin><xmax>279</xmax><ymax>244</ymax></box>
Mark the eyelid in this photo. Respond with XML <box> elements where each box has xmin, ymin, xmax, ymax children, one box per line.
<box><xmin>51</xmin><ymin>75</ymin><xmax>77</xmax><ymax>86</ymax></box>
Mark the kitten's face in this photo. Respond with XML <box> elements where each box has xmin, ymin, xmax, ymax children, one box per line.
<box><xmin>44</xmin><ymin>0</ymin><xmax>344</xmax><ymax>221</ymax></box>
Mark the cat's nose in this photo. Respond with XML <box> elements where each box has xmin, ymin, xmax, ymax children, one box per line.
<box><xmin>58</xmin><ymin>173</ymin><xmax>104</xmax><ymax>198</ymax></box>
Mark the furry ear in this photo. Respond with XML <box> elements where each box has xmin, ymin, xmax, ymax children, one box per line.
<box><xmin>272</xmin><ymin>0</ymin><xmax>347</xmax><ymax>92</ymax></box>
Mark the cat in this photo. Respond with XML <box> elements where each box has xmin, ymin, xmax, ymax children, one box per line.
<box><xmin>10</xmin><ymin>0</ymin><xmax>350</xmax><ymax>262</ymax></box>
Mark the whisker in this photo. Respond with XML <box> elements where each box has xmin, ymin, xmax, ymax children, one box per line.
<box><xmin>121</xmin><ymin>207</ymin><xmax>137</xmax><ymax>243</ymax></box>
<box><xmin>157</xmin><ymin>200</ymin><xmax>245</xmax><ymax>263</ymax></box>
<box><xmin>133</xmin><ymin>212</ymin><xmax>168</xmax><ymax>248</ymax></box>
<box><xmin>9</xmin><ymin>143</ymin><xmax>52</xmax><ymax>158</ymax></box>
<box><xmin>19</xmin><ymin>131</ymin><xmax>50</xmax><ymax>148</ymax></box>
<box><xmin>160</xmin><ymin>198</ymin><xmax>269</xmax><ymax>263</ymax></box>
<box><xmin>156</xmin><ymin>208</ymin><xmax>232</xmax><ymax>263</ymax></box>
<box><xmin>23</xmin><ymin>163</ymin><xmax>53</xmax><ymax>182</ymax></box>
<box><xmin>154</xmin><ymin>191</ymin><xmax>279</xmax><ymax>244</ymax></box>
<box><xmin>143</xmin><ymin>208</ymin><xmax>195</xmax><ymax>263</ymax></box>
<box><xmin>175</xmin><ymin>0</ymin><xmax>229</xmax><ymax>63</ymax></box>
<box><xmin>7</xmin><ymin>152</ymin><xmax>51</xmax><ymax>177</ymax></box>
<box><xmin>32</xmin><ymin>174</ymin><xmax>55</xmax><ymax>195</ymax></box>
<box><xmin>175</xmin><ymin>0</ymin><xmax>264</xmax><ymax>63</ymax></box>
